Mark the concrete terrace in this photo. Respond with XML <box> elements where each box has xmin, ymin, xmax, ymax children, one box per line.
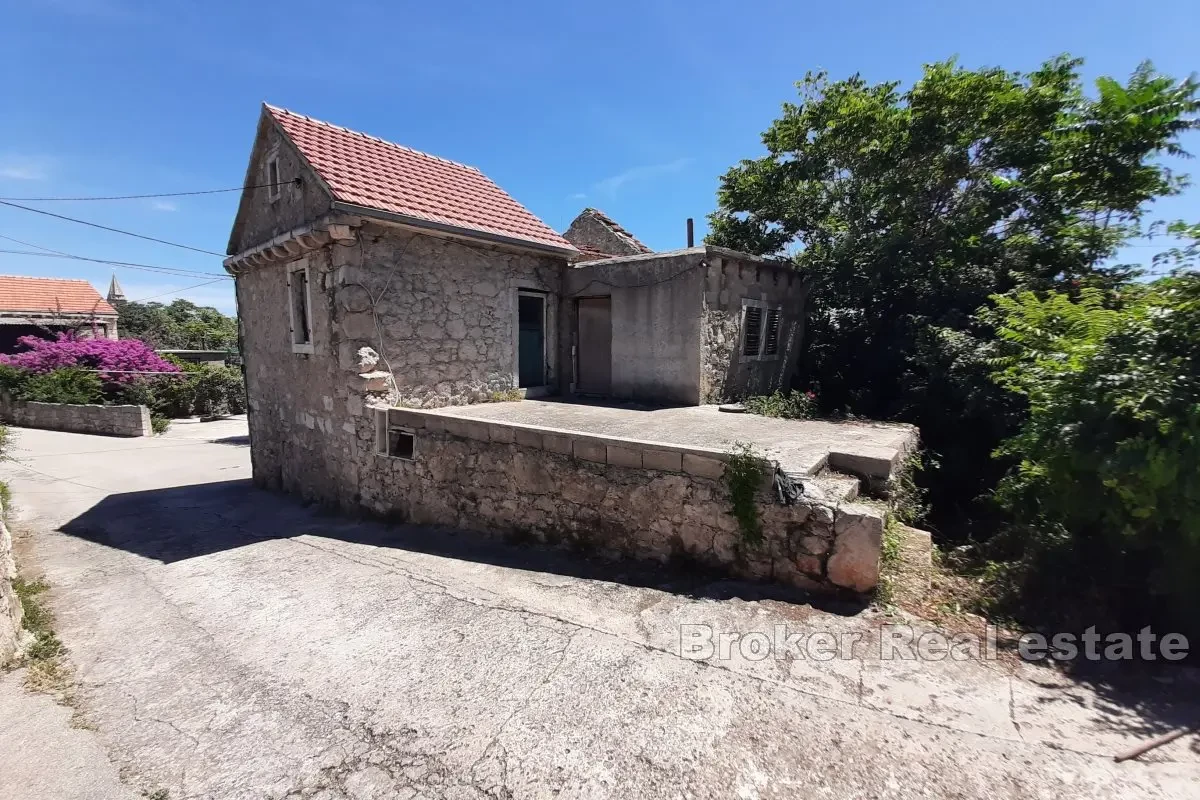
<box><xmin>420</xmin><ymin>400</ymin><xmax>917</xmax><ymax>480</ymax></box>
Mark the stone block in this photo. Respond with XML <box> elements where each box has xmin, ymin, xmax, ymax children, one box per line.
<box><xmin>461</xmin><ymin>421</ymin><xmax>491</xmax><ymax>441</ymax></box>
<box><xmin>513</xmin><ymin>427</ymin><xmax>543</xmax><ymax>449</ymax></box>
<box><xmin>682</xmin><ymin>453</ymin><xmax>725</xmax><ymax>480</ymax></box>
<box><xmin>573</xmin><ymin>438</ymin><xmax>607</xmax><ymax>463</ymax></box>
<box><xmin>386</xmin><ymin>409</ymin><xmax>426</xmax><ymax>430</ymax></box>
<box><xmin>542</xmin><ymin>433</ymin><xmax>574</xmax><ymax>455</ymax></box>
<box><xmin>440</xmin><ymin>417</ymin><xmax>472</xmax><ymax>439</ymax></box>
<box><xmin>826</xmin><ymin>505</ymin><xmax>885</xmax><ymax>593</ymax></box>
<box><xmin>606</xmin><ymin>445</ymin><xmax>642</xmax><ymax>469</ymax></box>
<box><xmin>798</xmin><ymin>536</ymin><xmax>829</xmax><ymax>556</ymax></box>
<box><xmin>488</xmin><ymin>424</ymin><xmax>515</xmax><ymax>444</ymax></box>
<box><xmin>795</xmin><ymin>555</ymin><xmax>823</xmax><ymax>578</ymax></box>
<box><xmin>828</xmin><ymin>448</ymin><xmax>899</xmax><ymax>481</ymax></box>
<box><xmin>642</xmin><ymin>449</ymin><xmax>683</xmax><ymax>473</ymax></box>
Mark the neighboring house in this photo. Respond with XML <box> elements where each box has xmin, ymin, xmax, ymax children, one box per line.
<box><xmin>563</xmin><ymin>207</ymin><xmax>654</xmax><ymax>262</ymax></box>
<box><xmin>225</xmin><ymin>104</ymin><xmax>807</xmax><ymax>493</ymax></box>
<box><xmin>0</xmin><ymin>275</ymin><xmax>119</xmax><ymax>352</ymax></box>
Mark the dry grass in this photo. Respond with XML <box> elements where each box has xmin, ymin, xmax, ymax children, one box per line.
<box><xmin>12</xmin><ymin>576</ymin><xmax>83</xmax><ymax>715</ymax></box>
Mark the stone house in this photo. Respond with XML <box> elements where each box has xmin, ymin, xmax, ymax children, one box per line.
<box><xmin>224</xmin><ymin>106</ymin><xmax>907</xmax><ymax>594</ymax></box>
<box><xmin>0</xmin><ymin>275</ymin><xmax>119</xmax><ymax>352</ymax></box>
<box><xmin>226</xmin><ymin>105</ymin><xmax>806</xmax><ymax>414</ymax></box>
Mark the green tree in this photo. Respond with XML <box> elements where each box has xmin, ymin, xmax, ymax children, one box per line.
<box><xmin>984</xmin><ymin>275</ymin><xmax>1200</xmax><ymax>637</ymax></box>
<box><xmin>116</xmin><ymin>298</ymin><xmax>238</xmax><ymax>351</ymax></box>
<box><xmin>707</xmin><ymin>57</ymin><xmax>1200</xmax><ymax>527</ymax></box>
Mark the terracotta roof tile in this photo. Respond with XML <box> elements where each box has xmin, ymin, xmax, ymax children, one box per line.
<box><xmin>266</xmin><ymin>105</ymin><xmax>575</xmax><ymax>253</ymax></box>
<box><xmin>0</xmin><ymin>275</ymin><xmax>116</xmax><ymax>316</ymax></box>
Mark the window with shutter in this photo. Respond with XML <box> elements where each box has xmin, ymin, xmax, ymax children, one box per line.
<box><xmin>742</xmin><ymin>306</ymin><xmax>763</xmax><ymax>357</ymax></box>
<box><xmin>763</xmin><ymin>309</ymin><xmax>781</xmax><ymax>356</ymax></box>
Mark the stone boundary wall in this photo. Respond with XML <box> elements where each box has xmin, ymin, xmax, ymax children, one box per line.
<box><xmin>0</xmin><ymin>501</ymin><xmax>23</xmax><ymax>664</ymax></box>
<box><xmin>362</xmin><ymin>408</ymin><xmax>885</xmax><ymax>593</ymax></box>
<box><xmin>0</xmin><ymin>396</ymin><xmax>151</xmax><ymax>437</ymax></box>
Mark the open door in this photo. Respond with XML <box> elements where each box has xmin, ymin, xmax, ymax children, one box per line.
<box><xmin>576</xmin><ymin>297</ymin><xmax>612</xmax><ymax>396</ymax></box>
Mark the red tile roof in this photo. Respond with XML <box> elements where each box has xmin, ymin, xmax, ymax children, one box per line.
<box><xmin>266</xmin><ymin>105</ymin><xmax>576</xmax><ymax>253</ymax></box>
<box><xmin>0</xmin><ymin>276</ymin><xmax>116</xmax><ymax>316</ymax></box>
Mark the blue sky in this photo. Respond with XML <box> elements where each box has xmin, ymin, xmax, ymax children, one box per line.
<box><xmin>2</xmin><ymin>0</ymin><xmax>1197</xmax><ymax>314</ymax></box>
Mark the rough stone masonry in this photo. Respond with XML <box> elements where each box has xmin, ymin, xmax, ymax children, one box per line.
<box><xmin>356</xmin><ymin>407</ymin><xmax>890</xmax><ymax>593</ymax></box>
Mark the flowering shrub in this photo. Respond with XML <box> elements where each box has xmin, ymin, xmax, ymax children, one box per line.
<box><xmin>0</xmin><ymin>333</ymin><xmax>179</xmax><ymax>383</ymax></box>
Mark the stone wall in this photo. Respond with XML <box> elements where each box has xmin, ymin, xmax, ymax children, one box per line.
<box><xmin>228</xmin><ymin>114</ymin><xmax>335</xmax><ymax>255</ymax></box>
<box><xmin>562</xmin><ymin>209</ymin><xmax>646</xmax><ymax>257</ymax></box>
<box><xmin>357</xmin><ymin>407</ymin><xmax>885</xmax><ymax>593</ymax></box>
<box><xmin>0</xmin><ymin>397</ymin><xmax>151</xmax><ymax>437</ymax></box>
<box><xmin>564</xmin><ymin>252</ymin><xmax>705</xmax><ymax>404</ymax></box>
<box><xmin>563</xmin><ymin>246</ymin><xmax>808</xmax><ymax>406</ymax></box>
<box><xmin>237</xmin><ymin>222</ymin><xmax>567</xmax><ymax>506</ymax></box>
<box><xmin>0</xmin><ymin>501</ymin><xmax>23</xmax><ymax>665</ymax></box>
<box><xmin>700</xmin><ymin>251</ymin><xmax>808</xmax><ymax>403</ymax></box>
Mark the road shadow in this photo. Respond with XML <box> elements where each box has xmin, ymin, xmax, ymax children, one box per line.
<box><xmin>208</xmin><ymin>435</ymin><xmax>250</xmax><ymax>446</ymax></box>
<box><xmin>1024</xmin><ymin>659</ymin><xmax>1200</xmax><ymax>753</ymax></box>
<box><xmin>58</xmin><ymin>478</ymin><xmax>866</xmax><ymax>615</ymax></box>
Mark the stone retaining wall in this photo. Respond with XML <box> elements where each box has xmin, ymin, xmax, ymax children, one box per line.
<box><xmin>0</xmin><ymin>396</ymin><xmax>151</xmax><ymax>437</ymax></box>
<box><xmin>356</xmin><ymin>408</ymin><xmax>885</xmax><ymax>593</ymax></box>
<box><xmin>0</xmin><ymin>501</ymin><xmax>23</xmax><ymax>664</ymax></box>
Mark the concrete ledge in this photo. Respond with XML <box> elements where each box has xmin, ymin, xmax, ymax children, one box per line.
<box><xmin>0</xmin><ymin>397</ymin><xmax>151</xmax><ymax>437</ymax></box>
<box><xmin>389</xmin><ymin>407</ymin><xmax>735</xmax><ymax>474</ymax></box>
<box><xmin>828</xmin><ymin>448</ymin><xmax>899</xmax><ymax>481</ymax></box>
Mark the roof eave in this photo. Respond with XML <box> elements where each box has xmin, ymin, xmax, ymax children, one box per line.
<box><xmin>330</xmin><ymin>201</ymin><xmax>577</xmax><ymax>258</ymax></box>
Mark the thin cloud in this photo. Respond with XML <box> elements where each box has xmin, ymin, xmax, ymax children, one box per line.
<box><xmin>151</xmin><ymin>200</ymin><xmax>178</xmax><ymax>212</ymax></box>
<box><xmin>569</xmin><ymin>192</ymin><xmax>588</xmax><ymax>200</ymax></box>
<box><xmin>0</xmin><ymin>155</ymin><xmax>53</xmax><ymax>181</ymax></box>
<box><xmin>596</xmin><ymin>157</ymin><xmax>692</xmax><ymax>196</ymax></box>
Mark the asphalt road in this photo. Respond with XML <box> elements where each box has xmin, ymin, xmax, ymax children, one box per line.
<box><xmin>1</xmin><ymin>420</ymin><xmax>1197</xmax><ymax>799</ymax></box>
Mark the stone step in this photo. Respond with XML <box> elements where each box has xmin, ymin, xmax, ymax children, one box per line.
<box><xmin>786</xmin><ymin>472</ymin><xmax>859</xmax><ymax>504</ymax></box>
<box><xmin>814</xmin><ymin>474</ymin><xmax>860</xmax><ymax>503</ymax></box>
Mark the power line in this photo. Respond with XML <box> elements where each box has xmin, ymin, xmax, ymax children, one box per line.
<box><xmin>129</xmin><ymin>278</ymin><xmax>229</xmax><ymax>303</ymax></box>
<box><xmin>0</xmin><ymin>249</ymin><xmax>231</xmax><ymax>280</ymax></box>
<box><xmin>0</xmin><ymin>233</ymin><xmax>230</xmax><ymax>279</ymax></box>
<box><xmin>0</xmin><ymin>199</ymin><xmax>225</xmax><ymax>256</ymax></box>
<box><xmin>0</xmin><ymin>178</ymin><xmax>300</xmax><ymax>203</ymax></box>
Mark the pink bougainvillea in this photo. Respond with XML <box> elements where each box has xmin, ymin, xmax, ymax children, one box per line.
<box><xmin>0</xmin><ymin>333</ymin><xmax>180</xmax><ymax>383</ymax></box>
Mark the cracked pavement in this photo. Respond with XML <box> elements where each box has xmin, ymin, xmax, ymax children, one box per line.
<box><xmin>1</xmin><ymin>420</ymin><xmax>1198</xmax><ymax>799</ymax></box>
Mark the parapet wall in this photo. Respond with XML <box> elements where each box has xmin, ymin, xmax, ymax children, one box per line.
<box><xmin>355</xmin><ymin>407</ymin><xmax>885</xmax><ymax>593</ymax></box>
<box><xmin>0</xmin><ymin>396</ymin><xmax>151</xmax><ymax>437</ymax></box>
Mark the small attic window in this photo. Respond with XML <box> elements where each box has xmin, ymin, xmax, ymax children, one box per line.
<box><xmin>267</xmin><ymin>153</ymin><xmax>281</xmax><ymax>201</ymax></box>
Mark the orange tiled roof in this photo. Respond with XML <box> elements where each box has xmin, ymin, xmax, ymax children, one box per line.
<box><xmin>0</xmin><ymin>275</ymin><xmax>116</xmax><ymax>316</ymax></box>
<box><xmin>267</xmin><ymin>105</ymin><xmax>576</xmax><ymax>253</ymax></box>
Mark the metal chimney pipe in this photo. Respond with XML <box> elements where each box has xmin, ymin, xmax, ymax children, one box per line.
<box><xmin>686</xmin><ymin>218</ymin><xmax>694</xmax><ymax>248</ymax></box>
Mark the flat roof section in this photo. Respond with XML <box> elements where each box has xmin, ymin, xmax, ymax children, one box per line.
<box><xmin>419</xmin><ymin>400</ymin><xmax>916</xmax><ymax>480</ymax></box>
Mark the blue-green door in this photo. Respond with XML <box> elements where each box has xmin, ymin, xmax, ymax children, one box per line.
<box><xmin>518</xmin><ymin>294</ymin><xmax>546</xmax><ymax>388</ymax></box>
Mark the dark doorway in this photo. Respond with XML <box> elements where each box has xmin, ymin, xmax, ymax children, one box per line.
<box><xmin>518</xmin><ymin>293</ymin><xmax>546</xmax><ymax>388</ymax></box>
